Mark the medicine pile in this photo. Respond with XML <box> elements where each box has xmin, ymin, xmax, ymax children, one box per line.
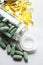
<box><xmin>0</xmin><ymin>14</ymin><xmax>28</xmax><ymax>62</ymax></box>
<box><xmin>0</xmin><ymin>0</ymin><xmax>34</xmax><ymax>63</ymax></box>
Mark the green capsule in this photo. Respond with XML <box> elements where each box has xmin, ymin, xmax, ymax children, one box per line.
<box><xmin>0</xmin><ymin>23</ymin><xmax>5</xmax><ymax>27</ymax></box>
<box><xmin>4</xmin><ymin>32</ymin><xmax>12</xmax><ymax>38</ymax></box>
<box><xmin>0</xmin><ymin>26</ymin><xmax>9</xmax><ymax>31</ymax></box>
<box><xmin>10</xmin><ymin>28</ymin><xmax>17</xmax><ymax>34</ymax></box>
<box><xmin>7</xmin><ymin>44</ymin><xmax>11</xmax><ymax>54</ymax></box>
<box><xmin>0</xmin><ymin>38</ymin><xmax>6</xmax><ymax>49</ymax></box>
<box><xmin>14</xmin><ymin>50</ymin><xmax>23</xmax><ymax>56</ymax></box>
<box><xmin>10</xmin><ymin>42</ymin><xmax>14</xmax><ymax>47</ymax></box>
<box><xmin>0</xmin><ymin>14</ymin><xmax>4</xmax><ymax>20</ymax></box>
<box><xmin>10</xmin><ymin>46</ymin><xmax>15</xmax><ymax>56</ymax></box>
<box><xmin>13</xmin><ymin>55</ymin><xmax>22</xmax><ymax>61</ymax></box>
<box><xmin>2</xmin><ymin>18</ymin><xmax>9</xmax><ymax>23</ymax></box>
<box><xmin>1</xmin><ymin>38</ymin><xmax>8</xmax><ymax>46</ymax></box>
<box><xmin>9</xmin><ymin>26</ymin><xmax>14</xmax><ymax>32</ymax></box>
<box><xmin>8</xmin><ymin>23</ymin><xmax>12</xmax><ymax>27</ymax></box>
<box><xmin>23</xmin><ymin>52</ymin><xmax>28</xmax><ymax>62</ymax></box>
<box><xmin>15</xmin><ymin>44</ymin><xmax>23</xmax><ymax>52</ymax></box>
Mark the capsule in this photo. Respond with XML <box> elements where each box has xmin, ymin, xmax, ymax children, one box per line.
<box><xmin>10</xmin><ymin>46</ymin><xmax>15</xmax><ymax>56</ymax></box>
<box><xmin>15</xmin><ymin>44</ymin><xmax>23</xmax><ymax>52</ymax></box>
<box><xmin>10</xmin><ymin>42</ymin><xmax>14</xmax><ymax>47</ymax></box>
<box><xmin>9</xmin><ymin>26</ymin><xmax>14</xmax><ymax>32</ymax></box>
<box><xmin>0</xmin><ymin>26</ymin><xmax>9</xmax><ymax>31</ymax></box>
<box><xmin>0</xmin><ymin>38</ymin><xmax>6</xmax><ymax>49</ymax></box>
<box><xmin>13</xmin><ymin>55</ymin><xmax>22</xmax><ymax>61</ymax></box>
<box><xmin>4</xmin><ymin>32</ymin><xmax>12</xmax><ymax>38</ymax></box>
<box><xmin>2</xmin><ymin>18</ymin><xmax>9</xmax><ymax>23</ymax></box>
<box><xmin>7</xmin><ymin>44</ymin><xmax>11</xmax><ymax>54</ymax></box>
<box><xmin>14</xmin><ymin>50</ymin><xmax>23</xmax><ymax>56</ymax></box>
<box><xmin>1</xmin><ymin>38</ymin><xmax>8</xmax><ymax>46</ymax></box>
<box><xmin>0</xmin><ymin>23</ymin><xmax>5</xmax><ymax>27</ymax></box>
<box><xmin>23</xmin><ymin>52</ymin><xmax>28</xmax><ymax>62</ymax></box>
<box><xmin>10</xmin><ymin>28</ymin><xmax>17</xmax><ymax>34</ymax></box>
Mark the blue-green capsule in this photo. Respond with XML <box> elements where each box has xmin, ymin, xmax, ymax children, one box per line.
<box><xmin>9</xmin><ymin>26</ymin><xmax>14</xmax><ymax>32</ymax></box>
<box><xmin>10</xmin><ymin>28</ymin><xmax>17</xmax><ymax>34</ymax></box>
<box><xmin>15</xmin><ymin>44</ymin><xmax>23</xmax><ymax>52</ymax></box>
<box><xmin>0</xmin><ymin>26</ymin><xmax>9</xmax><ymax>31</ymax></box>
<box><xmin>10</xmin><ymin>46</ymin><xmax>15</xmax><ymax>56</ymax></box>
<box><xmin>0</xmin><ymin>23</ymin><xmax>5</xmax><ymax>27</ymax></box>
<box><xmin>14</xmin><ymin>50</ymin><xmax>23</xmax><ymax>56</ymax></box>
<box><xmin>23</xmin><ymin>52</ymin><xmax>28</xmax><ymax>62</ymax></box>
<box><xmin>13</xmin><ymin>55</ymin><xmax>22</xmax><ymax>61</ymax></box>
<box><xmin>2</xmin><ymin>18</ymin><xmax>9</xmax><ymax>23</ymax></box>
<box><xmin>0</xmin><ymin>38</ymin><xmax>6</xmax><ymax>49</ymax></box>
<box><xmin>7</xmin><ymin>44</ymin><xmax>11</xmax><ymax>54</ymax></box>
<box><xmin>4</xmin><ymin>32</ymin><xmax>12</xmax><ymax>38</ymax></box>
<box><xmin>1</xmin><ymin>38</ymin><xmax>8</xmax><ymax>46</ymax></box>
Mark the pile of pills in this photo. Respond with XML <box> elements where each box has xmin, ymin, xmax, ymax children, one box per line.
<box><xmin>0</xmin><ymin>14</ymin><xmax>28</xmax><ymax>62</ymax></box>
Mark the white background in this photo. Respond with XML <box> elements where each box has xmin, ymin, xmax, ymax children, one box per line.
<box><xmin>0</xmin><ymin>0</ymin><xmax>43</xmax><ymax>65</ymax></box>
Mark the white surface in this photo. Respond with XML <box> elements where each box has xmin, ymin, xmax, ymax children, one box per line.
<box><xmin>0</xmin><ymin>0</ymin><xmax>43</xmax><ymax>65</ymax></box>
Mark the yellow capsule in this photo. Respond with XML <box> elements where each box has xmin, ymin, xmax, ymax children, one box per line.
<box><xmin>17</xmin><ymin>14</ymin><xmax>23</xmax><ymax>20</ymax></box>
<box><xmin>23</xmin><ymin>12</ymin><xmax>32</xmax><ymax>20</ymax></box>
<box><xmin>4</xmin><ymin>5</ymin><xmax>10</xmax><ymax>11</ymax></box>
<box><xmin>22</xmin><ymin>2</ymin><xmax>31</xmax><ymax>8</ymax></box>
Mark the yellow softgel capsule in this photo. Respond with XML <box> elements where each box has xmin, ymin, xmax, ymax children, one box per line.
<box><xmin>4</xmin><ymin>5</ymin><xmax>9</xmax><ymax>11</ymax></box>
<box><xmin>22</xmin><ymin>2</ymin><xmax>31</xmax><ymax>8</ymax></box>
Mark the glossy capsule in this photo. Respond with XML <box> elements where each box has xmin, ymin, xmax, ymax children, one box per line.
<box><xmin>14</xmin><ymin>50</ymin><xmax>23</xmax><ymax>56</ymax></box>
<box><xmin>10</xmin><ymin>46</ymin><xmax>15</xmax><ymax>56</ymax></box>
<box><xmin>23</xmin><ymin>52</ymin><xmax>28</xmax><ymax>62</ymax></box>
<box><xmin>15</xmin><ymin>44</ymin><xmax>23</xmax><ymax>52</ymax></box>
<box><xmin>13</xmin><ymin>55</ymin><xmax>22</xmax><ymax>61</ymax></box>
<box><xmin>7</xmin><ymin>44</ymin><xmax>11</xmax><ymax>54</ymax></box>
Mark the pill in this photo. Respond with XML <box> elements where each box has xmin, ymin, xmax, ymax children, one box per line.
<box><xmin>14</xmin><ymin>50</ymin><xmax>23</xmax><ymax>56</ymax></box>
<box><xmin>9</xmin><ymin>26</ymin><xmax>14</xmax><ymax>32</ymax></box>
<box><xmin>13</xmin><ymin>55</ymin><xmax>22</xmax><ymax>61</ymax></box>
<box><xmin>3</xmin><ymin>32</ymin><xmax>12</xmax><ymax>38</ymax></box>
<box><xmin>2</xmin><ymin>18</ymin><xmax>9</xmax><ymax>23</ymax></box>
<box><xmin>10</xmin><ymin>42</ymin><xmax>14</xmax><ymax>47</ymax></box>
<box><xmin>7</xmin><ymin>44</ymin><xmax>11</xmax><ymax>54</ymax></box>
<box><xmin>0</xmin><ymin>26</ymin><xmax>9</xmax><ymax>31</ymax></box>
<box><xmin>10</xmin><ymin>46</ymin><xmax>15</xmax><ymax>56</ymax></box>
<box><xmin>0</xmin><ymin>23</ymin><xmax>5</xmax><ymax>27</ymax></box>
<box><xmin>0</xmin><ymin>38</ymin><xmax>6</xmax><ymax>49</ymax></box>
<box><xmin>23</xmin><ymin>52</ymin><xmax>28</xmax><ymax>62</ymax></box>
<box><xmin>1</xmin><ymin>38</ymin><xmax>8</xmax><ymax>46</ymax></box>
<box><xmin>15</xmin><ymin>44</ymin><xmax>23</xmax><ymax>52</ymax></box>
<box><xmin>10</xmin><ymin>28</ymin><xmax>16</xmax><ymax>34</ymax></box>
